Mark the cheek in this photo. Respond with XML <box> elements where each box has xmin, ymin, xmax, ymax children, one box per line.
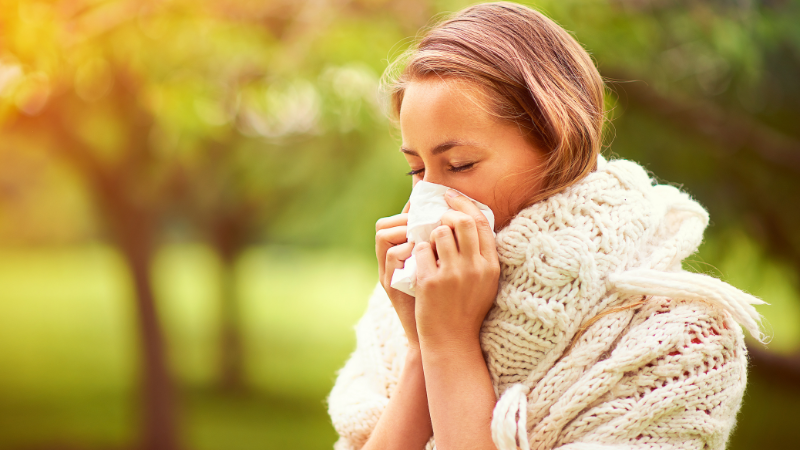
<box><xmin>486</xmin><ymin>166</ymin><xmax>541</xmax><ymax>223</ymax></box>
<box><xmin>498</xmin><ymin>169</ymin><xmax>531</xmax><ymax>197</ymax></box>
<box><xmin>448</xmin><ymin>172</ymin><xmax>507</xmax><ymax>219</ymax></box>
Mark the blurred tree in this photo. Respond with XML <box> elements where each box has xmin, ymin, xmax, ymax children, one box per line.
<box><xmin>0</xmin><ymin>1</ymin><xmax>417</xmax><ymax>448</ymax></box>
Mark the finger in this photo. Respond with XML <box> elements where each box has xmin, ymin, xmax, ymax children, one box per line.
<box><xmin>413</xmin><ymin>242</ymin><xmax>437</xmax><ymax>280</ymax></box>
<box><xmin>384</xmin><ymin>242</ymin><xmax>414</xmax><ymax>287</ymax></box>
<box><xmin>444</xmin><ymin>189</ymin><xmax>496</xmax><ymax>258</ymax></box>
<box><xmin>440</xmin><ymin>210</ymin><xmax>479</xmax><ymax>256</ymax></box>
<box><xmin>430</xmin><ymin>225</ymin><xmax>458</xmax><ymax>264</ymax></box>
<box><xmin>376</xmin><ymin>226</ymin><xmax>408</xmax><ymax>252</ymax></box>
<box><xmin>376</xmin><ymin>213</ymin><xmax>408</xmax><ymax>231</ymax></box>
<box><xmin>386</xmin><ymin>242</ymin><xmax>414</xmax><ymax>268</ymax></box>
<box><xmin>376</xmin><ymin>226</ymin><xmax>407</xmax><ymax>274</ymax></box>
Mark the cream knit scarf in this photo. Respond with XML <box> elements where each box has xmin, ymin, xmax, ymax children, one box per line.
<box><xmin>328</xmin><ymin>156</ymin><xmax>765</xmax><ymax>450</ymax></box>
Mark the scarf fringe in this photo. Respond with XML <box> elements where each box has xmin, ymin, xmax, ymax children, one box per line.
<box><xmin>492</xmin><ymin>383</ymin><xmax>531</xmax><ymax>450</ymax></box>
<box><xmin>608</xmin><ymin>269</ymin><xmax>768</xmax><ymax>344</ymax></box>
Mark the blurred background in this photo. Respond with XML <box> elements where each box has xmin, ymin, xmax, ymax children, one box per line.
<box><xmin>0</xmin><ymin>0</ymin><xmax>798</xmax><ymax>449</ymax></box>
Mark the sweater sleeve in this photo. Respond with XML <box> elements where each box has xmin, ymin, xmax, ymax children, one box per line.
<box><xmin>328</xmin><ymin>283</ymin><xmax>409</xmax><ymax>450</ymax></box>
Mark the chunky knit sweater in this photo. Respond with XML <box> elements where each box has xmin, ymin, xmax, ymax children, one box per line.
<box><xmin>328</xmin><ymin>157</ymin><xmax>765</xmax><ymax>450</ymax></box>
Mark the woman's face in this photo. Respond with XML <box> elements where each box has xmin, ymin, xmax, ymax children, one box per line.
<box><xmin>399</xmin><ymin>78</ymin><xmax>545</xmax><ymax>230</ymax></box>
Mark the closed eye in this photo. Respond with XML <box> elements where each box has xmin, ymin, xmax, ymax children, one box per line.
<box><xmin>449</xmin><ymin>163</ymin><xmax>475</xmax><ymax>173</ymax></box>
<box><xmin>406</xmin><ymin>163</ymin><xmax>475</xmax><ymax>176</ymax></box>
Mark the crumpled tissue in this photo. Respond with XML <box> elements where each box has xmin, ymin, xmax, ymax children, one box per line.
<box><xmin>390</xmin><ymin>181</ymin><xmax>495</xmax><ymax>297</ymax></box>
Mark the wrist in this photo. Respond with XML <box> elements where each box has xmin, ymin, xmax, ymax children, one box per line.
<box><xmin>405</xmin><ymin>333</ymin><xmax>421</xmax><ymax>352</ymax></box>
<box><xmin>400</xmin><ymin>346</ymin><xmax>426</xmax><ymax>387</ymax></box>
<box><xmin>416</xmin><ymin>315</ymin><xmax>484</xmax><ymax>352</ymax></box>
<box><xmin>405</xmin><ymin>343</ymin><xmax>423</xmax><ymax>363</ymax></box>
<box><xmin>419</xmin><ymin>333</ymin><xmax>483</xmax><ymax>361</ymax></box>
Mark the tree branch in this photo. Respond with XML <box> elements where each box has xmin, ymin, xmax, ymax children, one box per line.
<box><xmin>604</xmin><ymin>70</ymin><xmax>800</xmax><ymax>174</ymax></box>
<box><xmin>5</xmin><ymin>107</ymin><xmax>117</xmax><ymax>194</ymax></box>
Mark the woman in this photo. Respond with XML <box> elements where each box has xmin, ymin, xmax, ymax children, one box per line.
<box><xmin>328</xmin><ymin>3</ymin><xmax>765</xmax><ymax>450</ymax></box>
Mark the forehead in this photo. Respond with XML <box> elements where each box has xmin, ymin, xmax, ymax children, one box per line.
<box><xmin>399</xmin><ymin>78</ymin><xmax>500</xmax><ymax>151</ymax></box>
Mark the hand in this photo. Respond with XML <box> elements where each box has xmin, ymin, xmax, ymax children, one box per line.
<box><xmin>413</xmin><ymin>190</ymin><xmax>500</xmax><ymax>350</ymax></box>
<box><xmin>376</xmin><ymin>202</ymin><xmax>421</xmax><ymax>348</ymax></box>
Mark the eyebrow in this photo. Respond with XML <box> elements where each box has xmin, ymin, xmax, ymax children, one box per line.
<box><xmin>400</xmin><ymin>139</ymin><xmax>478</xmax><ymax>157</ymax></box>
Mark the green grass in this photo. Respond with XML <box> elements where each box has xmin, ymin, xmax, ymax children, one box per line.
<box><xmin>0</xmin><ymin>243</ymin><xmax>376</xmax><ymax>449</ymax></box>
<box><xmin>0</xmin><ymin>240</ymin><xmax>798</xmax><ymax>449</ymax></box>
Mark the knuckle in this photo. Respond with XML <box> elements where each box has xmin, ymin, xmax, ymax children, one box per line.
<box><xmin>433</xmin><ymin>226</ymin><xmax>451</xmax><ymax>238</ymax></box>
<box><xmin>474</xmin><ymin>214</ymin><xmax>490</xmax><ymax>228</ymax></box>
<box><xmin>441</xmin><ymin>270</ymin><xmax>459</xmax><ymax>285</ymax></box>
<box><xmin>417</xmin><ymin>272</ymin><xmax>437</xmax><ymax>286</ymax></box>
<box><xmin>463</xmin><ymin>266</ymin><xmax>480</xmax><ymax>279</ymax></box>
<box><xmin>386</xmin><ymin>245</ymin><xmax>404</xmax><ymax>260</ymax></box>
<box><xmin>487</xmin><ymin>260</ymin><xmax>501</xmax><ymax>277</ymax></box>
<box><xmin>455</xmin><ymin>214</ymin><xmax>474</xmax><ymax>228</ymax></box>
<box><xmin>376</xmin><ymin>214</ymin><xmax>405</xmax><ymax>231</ymax></box>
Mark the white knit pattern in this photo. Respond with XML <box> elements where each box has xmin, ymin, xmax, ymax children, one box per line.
<box><xmin>328</xmin><ymin>157</ymin><xmax>765</xmax><ymax>450</ymax></box>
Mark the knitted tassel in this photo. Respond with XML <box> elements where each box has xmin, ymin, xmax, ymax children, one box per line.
<box><xmin>609</xmin><ymin>269</ymin><xmax>768</xmax><ymax>343</ymax></box>
<box><xmin>492</xmin><ymin>383</ymin><xmax>531</xmax><ymax>450</ymax></box>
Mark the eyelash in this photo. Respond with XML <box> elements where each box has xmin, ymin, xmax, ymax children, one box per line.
<box><xmin>406</xmin><ymin>163</ymin><xmax>475</xmax><ymax>176</ymax></box>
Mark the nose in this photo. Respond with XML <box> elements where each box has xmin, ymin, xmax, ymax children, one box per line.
<box><xmin>422</xmin><ymin>172</ymin><xmax>443</xmax><ymax>186</ymax></box>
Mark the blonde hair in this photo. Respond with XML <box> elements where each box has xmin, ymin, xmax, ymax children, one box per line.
<box><xmin>384</xmin><ymin>2</ymin><xmax>605</xmax><ymax>206</ymax></box>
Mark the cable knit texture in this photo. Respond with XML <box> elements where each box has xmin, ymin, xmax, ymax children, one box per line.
<box><xmin>328</xmin><ymin>157</ymin><xmax>765</xmax><ymax>450</ymax></box>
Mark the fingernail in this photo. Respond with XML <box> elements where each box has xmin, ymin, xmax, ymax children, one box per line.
<box><xmin>446</xmin><ymin>189</ymin><xmax>460</xmax><ymax>198</ymax></box>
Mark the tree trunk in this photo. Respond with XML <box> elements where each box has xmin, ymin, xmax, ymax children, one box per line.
<box><xmin>219</xmin><ymin>252</ymin><xmax>244</xmax><ymax>392</ymax></box>
<box><xmin>6</xmin><ymin>82</ymin><xmax>182</xmax><ymax>450</ymax></box>
<box><xmin>110</xmin><ymin>200</ymin><xmax>181</xmax><ymax>450</ymax></box>
<box><xmin>127</xmin><ymin>247</ymin><xmax>180</xmax><ymax>450</ymax></box>
<box><xmin>213</xmin><ymin>215</ymin><xmax>246</xmax><ymax>392</ymax></box>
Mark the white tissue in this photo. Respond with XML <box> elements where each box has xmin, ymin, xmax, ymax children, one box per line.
<box><xmin>390</xmin><ymin>181</ymin><xmax>495</xmax><ymax>297</ymax></box>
